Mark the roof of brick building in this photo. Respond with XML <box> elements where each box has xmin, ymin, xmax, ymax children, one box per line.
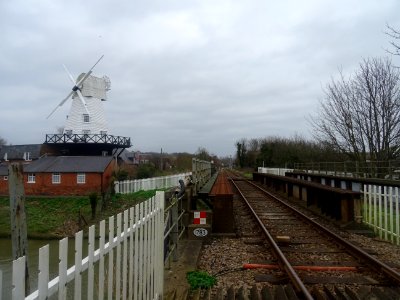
<box><xmin>24</xmin><ymin>156</ymin><xmax>114</xmax><ymax>173</ymax></box>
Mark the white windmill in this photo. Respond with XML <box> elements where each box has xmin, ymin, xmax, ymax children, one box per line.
<box><xmin>47</xmin><ymin>55</ymin><xmax>111</xmax><ymax>137</ymax></box>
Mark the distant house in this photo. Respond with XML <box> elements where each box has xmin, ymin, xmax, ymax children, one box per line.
<box><xmin>0</xmin><ymin>144</ymin><xmax>43</xmax><ymax>194</ymax></box>
<box><xmin>0</xmin><ymin>156</ymin><xmax>116</xmax><ymax>196</ymax></box>
<box><xmin>118</xmin><ymin>150</ymin><xmax>150</xmax><ymax>165</ymax></box>
<box><xmin>0</xmin><ymin>144</ymin><xmax>42</xmax><ymax>163</ymax></box>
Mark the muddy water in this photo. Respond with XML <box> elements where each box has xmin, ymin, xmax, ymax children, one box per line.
<box><xmin>0</xmin><ymin>238</ymin><xmax>89</xmax><ymax>299</ymax></box>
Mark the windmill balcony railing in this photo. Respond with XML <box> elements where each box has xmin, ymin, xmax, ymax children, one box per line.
<box><xmin>45</xmin><ymin>133</ymin><xmax>131</xmax><ymax>148</ymax></box>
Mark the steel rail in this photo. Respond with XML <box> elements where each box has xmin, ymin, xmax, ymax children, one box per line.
<box><xmin>248</xmin><ymin>180</ymin><xmax>400</xmax><ymax>285</ymax></box>
<box><xmin>231</xmin><ymin>180</ymin><xmax>314</xmax><ymax>300</ymax></box>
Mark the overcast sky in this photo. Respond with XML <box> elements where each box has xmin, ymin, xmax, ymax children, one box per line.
<box><xmin>1</xmin><ymin>0</ymin><xmax>399</xmax><ymax>157</ymax></box>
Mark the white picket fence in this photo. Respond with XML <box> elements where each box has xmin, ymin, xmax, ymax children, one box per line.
<box><xmin>363</xmin><ymin>185</ymin><xmax>400</xmax><ymax>245</ymax></box>
<box><xmin>115</xmin><ymin>173</ymin><xmax>191</xmax><ymax>194</ymax></box>
<box><xmin>3</xmin><ymin>191</ymin><xmax>165</xmax><ymax>300</ymax></box>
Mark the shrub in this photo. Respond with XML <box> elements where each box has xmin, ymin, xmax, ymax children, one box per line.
<box><xmin>186</xmin><ymin>271</ymin><xmax>217</xmax><ymax>290</ymax></box>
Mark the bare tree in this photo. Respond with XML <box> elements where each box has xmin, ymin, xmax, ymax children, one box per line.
<box><xmin>311</xmin><ymin>57</ymin><xmax>400</xmax><ymax>163</ymax></box>
<box><xmin>195</xmin><ymin>147</ymin><xmax>212</xmax><ymax>161</ymax></box>
<box><xmin>0</xmin><ymin>136</ymin><xmax>6</xmax><ymax>146</ymax></box>
<box><xmin>386</xmin><ymin>24</ymin><xmax>400</xmax><ymax>57</ymax></box>
<box><xmin>246</xmin><ymin>138</ymin><xmax>260</xmax><ymax>167</ymax></box>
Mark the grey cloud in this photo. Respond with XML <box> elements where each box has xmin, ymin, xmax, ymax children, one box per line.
<box><xmin>1</xmin><ymin>0</ymin><xmax>400</xmax><ymax>156</ymax></box>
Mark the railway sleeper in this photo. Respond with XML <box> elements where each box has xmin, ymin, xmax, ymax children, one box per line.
<box><xmin>183</xmin><ymin>285</ymin><xmax>400</xmax><ymax>300</ymax></box>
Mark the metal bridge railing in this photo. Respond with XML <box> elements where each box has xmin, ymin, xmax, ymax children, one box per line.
<box><xmin>293</xmin><ymin>160</ymin><xmax>400</xmax><ymax>180</ymax></box>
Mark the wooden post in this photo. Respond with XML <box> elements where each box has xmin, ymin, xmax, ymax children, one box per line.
<box><xmin>8</xmin><ymin>163</ymin><xmax>30</xmax><ymax>295</ymax></box>
<box><xmin>171</xmin><ymin>195</ymin><xmax>179</xmax><ymax>262</ymax></box>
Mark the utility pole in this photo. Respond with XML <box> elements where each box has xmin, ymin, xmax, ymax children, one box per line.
<box><xmin>9</xmin><ymin>163</ymin><xmax>30</xmax><ymax>295</ymax></box>
<box><xmin>160</xmin><ymin>148</ymin><xmax>163</xmax><ymax>171</ymax></box>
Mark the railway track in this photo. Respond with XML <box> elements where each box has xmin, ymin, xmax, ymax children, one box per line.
<box><xmin>231</xmin><ymin>178</ymin><xmax>400</xmax><ymax>299</ymax></box>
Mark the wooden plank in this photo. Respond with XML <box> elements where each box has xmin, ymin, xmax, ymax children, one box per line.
<box><xmin>254</xmin><ymin>274</ymin><xmax>289</xmax><ymax>284</ymax></box>
<box><xmin>38</xmin><ymin>245</ymin><xmax>49</xmax><ymax>300</ymax></box>
<box><xmin>250</xmin><ymin>286</ymin><xmax>260</xmax><ymax>300</ymax></box>
<box><xmin>373</xmin><ymin>287</ymin><xmax>400</xmax><ymax>299</ymax></box>
<box><xmin>138</xmin><ymin>202</ymin><xmax>144</xmax><ymax>300</ymax></box>
<box><xmin>227</xmin><ymin>286</ymin><xmax>235</xmax><ymax>300</ymax></box>
<box><xmin>151</xmin><ymin>197</ymin><xmax>156</xmax><ymax>298</ymax></box>
<box><xmin>107</xmin><ymin>216</ymin><xmax>114</xmax><ymax>300</ymax></box>
<box><xmin>284</xmin><ymin>285</ymin><xmax>298</xmax><ymax>300</ymax></box>
<box><xmin>128</xmin><ymin>207</ymin><xmax>134</xmax><ymax>300</ymax></box>
<box><xmin>249</xmin><ymin>260</ymin><xmax>360</xmax><ymax>267</ymax></box>
<box><xmin>143</xmin><ymin>201</ymin><xmax>148</xmax><ymax>300</ymax></box>
<box><xmin>0</xmin><ymin>269</ymin><xmax>2</xmax><ymax>300</ymax></box>
<box><xmin>260</xmin><ymin>286</ymin><xmax>273</xmax><ymax>300</ymax></box>
<box><xmin>116</xmin><ymin>213</ymin><xmax>122</xmax><ymax>300</ymax></box>
<box><xmin>279</xmin><ymin>247</ymin><xmax>344</xmax><ymax>253</ymax></box>
<box><xmin>122</xmin><ymin>210</ymin><xmax>128</xmax><ymax>300</ymax></box>
<box><xmin>301</xmin><ymin>275</ymin><xmax>379</xmax><ymax>285</ymax></box>
<box><xmin>155</xmin><ymin>191</ymin><xmax>164</xmax><ymax>298</ymax></box>
<box><xmin>134</xmin><ymin>204</ymin><xmax>140</xmax><ymax>300</ymax></box>
<box><xmin>12</xmin><ymin>256</ymin><xmax>25</xmax><ymax>300</ymax></box>
<box><xmin>88</xmin><ymin>226</ymin><xmax>95</xmax><ymax>300</ymax></box>
<box><xmin>74</xmin><ymin>231</ymin><xmax>83</xmax><ymax>300</ymax></box>
<box><xmin>58</xmin><ymin>238</ymin><xmax>68</xmax><ymax>300</ymax></box>
<box><xmin>150</xmin><ymin>199</ymin><xmax>155</xmax><ymax>298</ymax></box>
<box><xmin>396</xmin><ymin>187</ymin><xmax>399</xmax><ymax>245</ymax></box>
<box><xmin>99</xmin><ymin>220</ymin><xmax>105</xmax><ymax>300</ymax></box>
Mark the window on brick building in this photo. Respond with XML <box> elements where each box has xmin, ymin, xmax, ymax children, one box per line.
<box><xmin>27</xmin><ymin>173</ymin><xmax>35</xmax><ymax>183</ymax></box>
<box><xmin>52</xmin><ymin>173</ymin><xmax>61</xmax><ymax>184</ymax></box>
<box><xmin>77</xmin><ymin>173</ymin><xmax>86</xmax><ymax>184</ymax></box>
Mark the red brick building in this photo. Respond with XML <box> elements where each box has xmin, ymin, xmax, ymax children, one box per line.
<box><xmin>0</xmin><ymin>156</ymin><xmax>115</xmax><ymax>196</ymax></box>
<box><xmin>0</xmin><ymin>164</ymin><xmax>8</xmax><ymax>194</ymax></box>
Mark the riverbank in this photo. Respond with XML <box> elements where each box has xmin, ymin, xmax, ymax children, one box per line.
<box><xmin>0</xmin><ymin>190</ymin><xmax>156</xmax><ymax>239</ymax></box>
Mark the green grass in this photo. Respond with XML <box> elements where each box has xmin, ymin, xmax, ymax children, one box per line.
<box><xmin>0</xmin><ymin>189</ymin><xmax>157</xmax><ymax>238</ymax></box>
<box><xmin>186</xmin><ymin>271</ymin><xmax>217</xmax><ymax>290</ymax></box>
<box><xmin>243</xmin><ymin>173</ymin><xmax>253</xmax><ymax>179</ymax></box>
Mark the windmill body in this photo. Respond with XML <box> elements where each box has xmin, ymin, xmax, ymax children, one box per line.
<box><xmin>64</xmin><ymin>74</ymin><xmax>110</xmax><ymax>136</ymax></box>
<box><xmin>45</xmin><ymin>56</ymin><xmax>131</xmax><ymax>155</ymax></box>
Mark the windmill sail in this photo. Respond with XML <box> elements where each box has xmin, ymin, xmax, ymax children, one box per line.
<box><xmin>46</xmin><ymin>55</ymin><xmax>104</xmax><ymax>119</ymax></box>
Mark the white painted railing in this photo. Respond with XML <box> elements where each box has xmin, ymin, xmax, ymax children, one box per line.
<box><xmin>4</xmin><ymin>191</ymin><xmax>165</xmax><ymax>300</ymax></box>
<box><xmin>257</xmin><ymin>167</ymin><xmax>293</xmax><ymax>176</ymax></box>
<box><xmin>115</xmin><ymin>172</ymin><xmax>191</xmax><ymax>194</ymax></box>
<box><xmin>363</xmin><ymin>185</ymin><xmax>400</xmax><ymax>245</ymax></box>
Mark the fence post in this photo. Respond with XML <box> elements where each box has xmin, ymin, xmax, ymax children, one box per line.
<box><xmin>0</xmin><ymin>269</ymin><xmax>2</xmax><ymax>300</ymax></box>
<box><xmin>171</xmin><ymin>195</ymin><xmax>179</xmax><ymax>262</ymax></box>
<box><xmin>8</xmin><ymin>163</ymin><xmax>30</xmax><ymax>295</ymax></box>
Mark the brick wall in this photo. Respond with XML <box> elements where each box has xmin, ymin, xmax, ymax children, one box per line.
<box><xmin>101</xmin><ymin>161</ymin><xmax>115</xmax><ymax>193</ymax></box>
<box><xmin>0</xmin><ymin>176</ymin><xmax>9</xmax><ymax>195</ymax></box>
<box><xmin>24</xmin><ymin>172</ymin><xmax>104</xmax><ymax>196</ymax></box>
<box><xmin>0</xmin><ymin>163</ymin><xmax>116</xmax><ymax>196</ymax></box>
